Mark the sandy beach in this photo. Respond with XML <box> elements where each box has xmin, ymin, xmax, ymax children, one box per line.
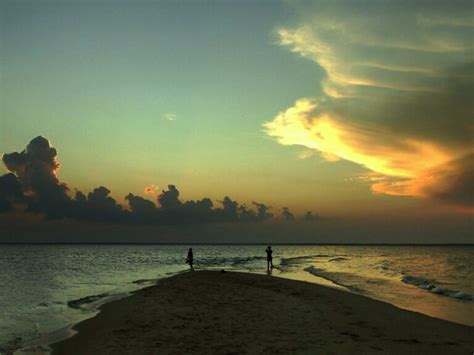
<box><xmin>51</xmin><ymin>271</ymin><xmax>473</xmax><ymax>354</ymax></box>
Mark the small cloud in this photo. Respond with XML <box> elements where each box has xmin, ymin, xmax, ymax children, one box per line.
<box><xmin>320</xmin><ymin>152</ymin><xmax>340</xmax><ymax>162</ymax></box>
<box><xmin>164</xmin><ymin>113</ymin><xmax>177</xmax><ymax>121</ymax></box>
<box><xmin>144</xmin><ymin>184</ymin><xmax>159</xmax><ymax>195</ymax></box>
<box><xmin>350</xmin><ymin>173</ymin><xmax>387</xmax><ymax>183</ymax></box>
<box><xmin>297</xmin><ymin>150</ymin><xmax>314</xmax><ymax>160</ymax></box>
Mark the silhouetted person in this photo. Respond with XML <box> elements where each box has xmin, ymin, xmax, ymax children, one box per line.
<box><xmin>186</xmin><ymin>248</ymin><xmax>194</xmax><ymax>270</ymax></box>
<box><xmin>265</xmin><ymin>246</ymin><xmax>273</xmax><ymax>270</ymax></box>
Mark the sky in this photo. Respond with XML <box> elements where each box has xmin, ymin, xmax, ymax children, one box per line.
<box><xmin>0</xmin><ymin>0</ymin><xmax>473</xmax><ymax>242</ymax></box>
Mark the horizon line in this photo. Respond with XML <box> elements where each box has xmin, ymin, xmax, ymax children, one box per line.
<box><xmin>0</xmin><ymin>242</ymin><xmax>473</xmax><ymax>246</ymax></box>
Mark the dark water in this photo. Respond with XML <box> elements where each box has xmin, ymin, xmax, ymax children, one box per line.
<box><xmin>0</xmin><ymin>244</ymin><xmax>473</xmax><ymax>349</ymax></box>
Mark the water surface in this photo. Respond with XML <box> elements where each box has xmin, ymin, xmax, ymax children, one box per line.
<box><xmin>1</xmin><ymin>244</ymin><xmax>472</xmax><ymax>349</ymax></box>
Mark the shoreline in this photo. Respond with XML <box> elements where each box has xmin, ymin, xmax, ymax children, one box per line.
<box><xmin>5</xmin><ymin>268</ymin><xmax>347</xmax><ymax>354</ymax></box>
<box><xmin>48</xmin><ymin>271</ymin><xmax>473</xmax><ymax>354</ymax></box>
<box><xmin>5</xmin><ymin>285</ymin><xmax>159</xmax><ymax>355</ymax></box>
<box><xmin>8</xmin><ymin>268</ymin><xmax>473</xmax><ymax>354</ymax></box>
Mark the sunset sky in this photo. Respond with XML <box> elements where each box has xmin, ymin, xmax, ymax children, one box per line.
<box><xmin>1</xmin><ymin>0</ymin><xmax>473</xmax><ymax>242</ymax></box>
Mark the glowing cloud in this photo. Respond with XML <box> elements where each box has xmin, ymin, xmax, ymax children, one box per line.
<box><xmin>265</xmin><ymin>99</ymin><xmax>452</xmax><ymax>176</ymax></box>
<box><xmin>265</xmin><ymin>97</ymin><xmax>472</xmax><ymax>208</ymax></box>
<box><xmin>265</xmin><ymin>1</ymin><xmax>473</xmax><ymax>209</ymax></box>
<box><xmin>144</xmin><ymin>184</ymin><xmax>159</xmax><ymax>195</ymax></box>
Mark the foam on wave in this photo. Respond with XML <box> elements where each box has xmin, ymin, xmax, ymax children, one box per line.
<box><xmin>67</xmin><ymin>293</ymin><xmax>109</xmax><ymax>309</ymax></box>
<box><xmin>304</xmin><ymin>266</ymin><xmax>357</xmax><ymax>292</ymax></box>
<box><xmin>280</xmin><ymin>254</ymin><xmax>345</xmax><ymax>266</ymax></box>
<box><xmin>402</xmin><ymin>275</ymin><xmax>473</xmax><ymax>301</ymax></box>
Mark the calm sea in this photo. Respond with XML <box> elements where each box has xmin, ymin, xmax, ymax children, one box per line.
<box><xmin>0</xmin><ymin>244</ymin><xmax>473</xmax><ymax>350</ymax></box>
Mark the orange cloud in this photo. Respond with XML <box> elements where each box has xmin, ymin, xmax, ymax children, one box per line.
<box><xmin>264</xmin><ymin>99</ymin><xmax>472</xmax><ymax>209</ymax></box>
<box><xmin>267</xmin><ymin>2</ymin><xmax>473</xmax><ymax>211</ymax></box>
<box><xmin>144</xmin><ymin>184</ymin><xmax>159</xmax><ymax>195</ymax></box>
<box><xmin>264</xmin><ymin>99</ymin><xmax>453</xmax><ymax>176</ymax></box>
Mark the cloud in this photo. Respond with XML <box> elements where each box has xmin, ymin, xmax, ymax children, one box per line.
<box><xmin>74</xmin><ymin>187</ymin><xmax>125</xmax><ymax>222</ymax></box>
<box><xmin>281</xmin><ymin>207</ymin><xmax>295</xmax><ymax>221</ymax></box>
<box><xmin>2</xmin><ymin>136</ymin><xmax>71</xmax><ymax>218</ymax></box>
<box><xmin>265</xmin><ymin>99</ymin><xmax>454</xmax><ymax>177</ymax></box>
<box><xmin>278</xmin><ymin>1</ymin><xmax>473</xmax><ymax>98</ymax></box>
<box><xmin>144</xmin><ymin>184</ymin><xmax>159</xmax><ymax>195</ymax></box>
<box><xmin>164</xmin><ymin>113</ymin><xmax>177</xmax><ymax>121</ymax></box>
<box><xmin>303</xmin><ymin>211</ymin><xmax>322</xmax><ymax>222</ymax></box>
<box><xmin>125</xmin><ymin>193</ymin><xmax>157</xmax><ymax>223</ymax></box>
<box><xmin>252</xmin><ymin>202</ymin><xmax>273</xmax><ymax>221</ymax></box>
<box><xmin>0</xmin><ymin>173</ymin><xmax>24</xmax><ymax>212</ymax></box>
<box><xmin>235</xmin><ymin>201</ymin><xmax>273</xmax><ymax>223</ymax></box>
<box><xmin>372</xmin><ymin>153</ymin><xmax>474</xmax><ymax>209</ymax></box>
<box><xmin>219</xmin><ymin>196</ymin><xmax>239</xmax><ymax>221</ymax></box>
<box><xmin>182</xmin><ymin>198</ymin><xmax>215</xmax><ymax>222</ymax></box>
<box><xmin>297</xmin><ymin>149</ymin><xmax>315</xmax><ymax>160</ymax></box>
<box><xmin>265</xmin><ymin>1</ymin><xmax>473</xmax><ymax>209</ymax></box>
<box><xmin>157</xmin><ymin>184</ymin><xmax>182</xmax><ymax>210</ymax></box>
<box><xmin>1</xmin><ymin>137</ymin><xmax>307</xmax><ymax>224</ymax></box>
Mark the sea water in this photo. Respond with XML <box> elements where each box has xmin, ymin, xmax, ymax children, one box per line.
<box><xmin>0</xmin><ymin>244</ymin><xmax>473</xmax><ymax>350</ymax></box>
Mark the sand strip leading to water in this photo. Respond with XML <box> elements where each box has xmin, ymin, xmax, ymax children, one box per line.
<box><xmin>51</xmin><ymin>271</ymin><xmax>473</xmax><ymax>354</ymax></box>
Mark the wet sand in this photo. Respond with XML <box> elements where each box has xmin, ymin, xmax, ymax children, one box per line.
<box><xmin>51</xmin><ymin>271</ymin><xmax>473</xmax><ymax>354</ymax></box>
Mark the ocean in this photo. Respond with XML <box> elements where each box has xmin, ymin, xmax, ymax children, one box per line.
<box><xmin>0</xmin><ymin>244</ymin><xmax>473</xmax><ymax>350</ymax></box>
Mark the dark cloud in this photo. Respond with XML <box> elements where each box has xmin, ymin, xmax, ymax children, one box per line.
<box><xmin>2</xmin><ymin>137</ymin><xmax>311</xmax><ymax>225</ymax></box>
<box><xmin>371</xmin><ymin>153</ymin><xmax>474</xmax><ymax>209</ymax></box>
<box><xmin>252</xmin><ymin>202</ymin><xmax>273</xmax><ymax>221</ymax></box>
<box><xmin>157</xmin><ymin>185</ymin><xmax>182</xmax><ymax>210</ymax></box>
<box><xmin>423</xmin><ymin>153</ymin><xmax>474</xmax><ymax>208</ymax></box>
<box><xmin>304</xmin><ymin>211</ymin><xmax>321</xmax><ymax>221</ymax></box>
<box><xmin>0</xmin><ymin>173</ymin><xmax>24</xmax><ymax>212</ymax></box>
<box><xmin>86</xmin><ymin>187</ymin><xmax>124</xmax><ymax>220</ymax></box>
<box><xmin>281</xmin><ymin>207</ymin><xmax>295</xmax><ymax>221</ymax></box>
<box><xmin>238</xmin><ymin>204</ymin><xmax>257</xmax><ymax>222</ymax></box>
<box><xmin>182</xmin><ymin>198</ymin><xmax>215</xmax><ymax>222</ymax></box>
<box><xmin>335</xmin><ymin>62</ymin><xmax>474</xmax><ymax>150</ymax></box>
<box><xmin>72</xmin><ymin>187</ymin><xmax>125</xmax><ymax>222</ymax></box>
<box><xmin>2</xmin><ymin>136</ymin><xmax>71</xmax><ymax>218</ymax></box>
<box><xmin>391</xmin><ymin>63</ymin><xmax>474</xmax><ymax>148</ymax></box>
<box><xmin>219</xmin><ymin>196</ymin><xmax>239</xmax><ymax>221</ymax></box>
<box><xmin>126</xmin><ymin>193</ymin><xmax>157</xmax><ymax>214</ymax></box>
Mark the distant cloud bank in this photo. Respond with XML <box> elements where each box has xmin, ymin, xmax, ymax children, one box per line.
<box><xmin>0</xmin><ymin>137</ymin><xmax>318</xmax><ymax>224</ymax></box>
<box><xmin>264</xmin><ymin>0</ymin><xmax>473</xmax><ymax>211</ymax></box>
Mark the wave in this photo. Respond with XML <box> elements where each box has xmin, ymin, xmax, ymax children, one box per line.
<box><xmin>402</xmin><ymin>276</ymin><xmax>473</xmax><ymax>301</ymax></box>
<box><xmin>280</xmin><ymin>254</ymin><xmax>345</xmax><ymax>267</ymax></box>
<box><xmin>304</xmin><ymin>266</ymin><xmax>359</xmax><ymax>292</ymax></box>
<box><xmin>132</xmin><ymin>278</ymin><xmax>158</xmax><ymax>285</ymax></box>
<box><xmin>37</xmin><ymin>300</ymin><xmax>64</xmax><ymax>307</ymax></box>
<box><xmin>304</xmin><ymin>266</ymin><xmax>324</xmax><ymax>276</ymax></box>
<box><xmin>229</xmin><ymin>256</ymin><xmax>266</xmax><ymax>267</ymax></box>
<box><xmin>67</xmin><ymin>293</ymin><xmax>109</xmax><ymax>309</ymax></box>
<box><xmin>194</xmin><ymin>256</ymin><xmax>266</xmax><ymax>268</ymax></box>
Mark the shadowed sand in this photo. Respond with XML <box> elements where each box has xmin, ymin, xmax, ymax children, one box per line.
<box><xmin>51</xmin><ymin>271</ymin><xmax>473</xmax><ymax>354</ymax></box>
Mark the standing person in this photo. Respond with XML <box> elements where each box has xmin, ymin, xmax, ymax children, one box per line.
<box><xmin>186</xmin><ymin>248</ymin><xmax>194</xmax><ymax>270</ymax></box>
<box><xmin>265</xmin><ymin>245</ymin><xmax>273</xmax><ymax>271</ymax></box>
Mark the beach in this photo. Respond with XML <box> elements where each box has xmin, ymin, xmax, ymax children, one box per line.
<box><xmin>50</xmin><ymin>271</ymin><xmax>474</xmax><ymax>354</ymax></box>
